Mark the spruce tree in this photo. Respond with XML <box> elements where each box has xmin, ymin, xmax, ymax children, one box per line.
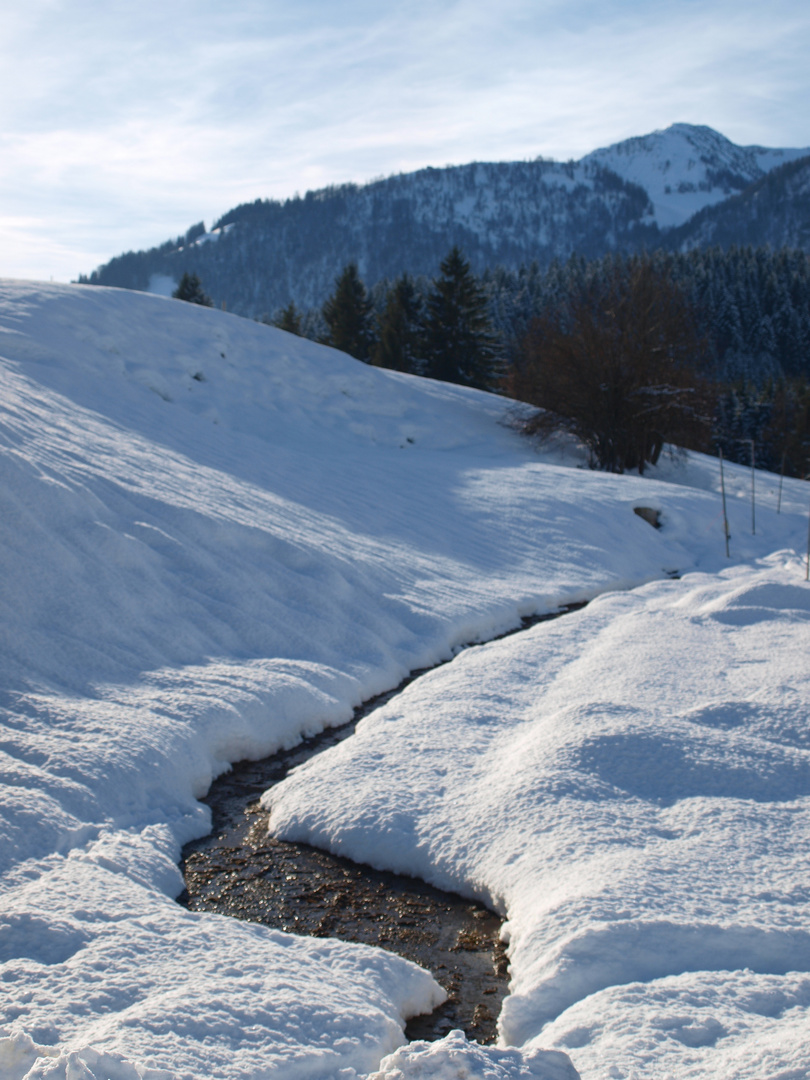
<box><xmin>272</xmin><ymin>301</ymin><xmax>304</xmax><ymax>336</ymax></box>
<box><xmin>172</xmin><ymin>272</ymin><xmax>214</xmax><ymax>307</ymax></box>
<box><xmin>424</xmin><ymin>247</ymin><xmax>499</xmax><ymax>389</ymax></box>
<box><xmin>372</xmin><ymin>274</ymin><xmax>424</xmax><ymax>372</ymax></box>
<box><xmin>322</xmin><ymin>263</ymin><xmax>374</xmax><ymax>361</ymax></box>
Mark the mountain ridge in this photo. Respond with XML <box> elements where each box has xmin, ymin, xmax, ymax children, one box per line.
<box><xmin>583</xmin><ymin>122</ymin><xmax>809</xmax><ymax>227</ymax></box>
<box><xmin>80</xmin><ymin>123</ymin><xmax>810</xmax><ymax>319</ymax></box>
<box><xmin>670</xmin><ymin>152</ymin><xmax>810</xmax><ymax>251</ymax></box>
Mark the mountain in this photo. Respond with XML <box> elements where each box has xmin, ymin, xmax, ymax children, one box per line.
<box><xmin>80</xmin><ymin>124</ymin><xmax>810</xmax><ymax>319</ymax></box>
<box><xmin>82</xmin><ymin>160</ymin><xmax>659</xmax><ymax>317</ymax></box>
<box><xmin>669</xmin><ymin>152</ymin><xmax>810</xmax><ymax>251</ymax></box>
<box><xmin>582</xmin><ymin>122</ymin><xmax>809</xmax><ymax>228</ymax></box>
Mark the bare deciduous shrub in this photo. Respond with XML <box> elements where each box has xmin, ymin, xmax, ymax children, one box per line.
<box><xmin>509</xmin><ymin>257</ymin><xmax>712</xmax><ymax>473</ymax></box>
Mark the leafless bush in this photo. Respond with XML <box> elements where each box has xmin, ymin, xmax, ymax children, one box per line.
<box><xmin>509</xmin><ymin>257</ymin><xmax>713</xmax><ymax>473</ymax></box>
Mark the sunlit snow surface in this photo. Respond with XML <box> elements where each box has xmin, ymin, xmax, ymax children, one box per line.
<box><xmin>269</xmin><ymin>558</ymin><xmax>810</xmax><ymax>1079</ymax></box>
<box><xmin>1</xmin><ymin>281</ymin><xmax>809</xmax><ymax>1079</ymax></box>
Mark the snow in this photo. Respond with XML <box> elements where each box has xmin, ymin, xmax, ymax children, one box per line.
<box><xmin>191</xmin><ymin>225</ymin><xmax>234</xmax><ymax>246</ymax></box>
<box><xmin>145</xmin><ymin>274</ymin><xmax>176</xmax><ymax>297</ymax></box>
<box><xmin>1</xmin><ymin>280</ymin><xmax>809</xmax><ymax>1078</ymax></box>
<box><xmin>267</xmin><ymin>557</ymin><xmax>810</xmax><ymax>1079</ymax></box>
<box><xmin>582</xmin><ymin>123</ymin><xmax>810</xmax><ymax>228</ymax></box>
<box><xmin>367</xmin><ymin>1031</ymin><xmax>578</xmax><ymax>1079</ymax></box>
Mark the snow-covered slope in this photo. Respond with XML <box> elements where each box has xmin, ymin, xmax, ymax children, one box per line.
<box><xmin>583</xmin><ymin>123</ymin><xmax>810</xmax><ymax>228</ymax></box>
<box><xmin>1</xmin><ymin>281</ymin><xmax>809</xmax><ymax>1079</ymax></box>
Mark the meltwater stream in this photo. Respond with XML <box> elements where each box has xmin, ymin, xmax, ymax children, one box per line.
<box><xmin>179</xmin><ymin>604</ymin><xmax>586</xmax><ymax>1044</ymax></box>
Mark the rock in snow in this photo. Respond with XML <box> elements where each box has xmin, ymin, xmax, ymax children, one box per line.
<box><xmin>1</xmin><ymin>280</ymin><xmax>809</xmax><ymax>1079</ymax></box>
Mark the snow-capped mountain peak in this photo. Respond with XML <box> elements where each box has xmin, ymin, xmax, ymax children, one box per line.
<box><xmin>582</xmin><ymin>122</ymin><xmax>810</xmax><ymax>228</ymax></box>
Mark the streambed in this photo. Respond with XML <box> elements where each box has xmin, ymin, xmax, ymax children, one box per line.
<box><xmin>179</xmin><ymin>605</ymin><xmax>585</xmax><ymax>1043</ymax></box>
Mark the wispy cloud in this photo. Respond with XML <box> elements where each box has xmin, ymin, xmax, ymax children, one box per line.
<box><xmin>1</xmin><ymin>0</ymin><xmax>808</xmax><ymax>280</ymax></box>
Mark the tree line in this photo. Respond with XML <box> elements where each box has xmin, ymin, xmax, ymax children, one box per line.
<box><xmin>483</xmin><ymin>245</ymin><xmax>810</xmax><ymax>385</ymax></box>
<box><xmin>179</xmin><ymin>244</ymin><xmax>810</xmax><ymax>479</ymax></box>
<box><xmin>498</xmin><ymin>247</ymin><xmax>810</xmax><ymax>477</ymax></box>
<box><xmin>269</xmin><ymin>247</ymin><xmax>501</xmax><ymax>392</ymax></box>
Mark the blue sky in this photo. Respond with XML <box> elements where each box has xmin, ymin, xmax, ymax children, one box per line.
<box><xmin>1</xmin><ymin>0</ymin><xmax>808</xmax><ymax>282</ymax></box>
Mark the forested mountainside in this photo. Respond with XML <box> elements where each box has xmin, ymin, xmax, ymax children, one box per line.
<box><xmin>671</xmin><ymin>154</ymin><xmax>810</xmax><ymax>252</ymax></box>
<box><xmin>483</xmin><ymin>246</ymin><xmax>810</xmax><ymax>477</ymax></box>
<box><xmin>79</xmin><ymin>124</ymin><xmax>809</xmax><ymax>319</ymax></box>
<box><xmin>81</xmin><ymin>160</ymin><xmax>657</xmax><ymax>316</ymax></box>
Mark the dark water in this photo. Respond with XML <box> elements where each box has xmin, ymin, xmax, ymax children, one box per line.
<box><xmin>179</xmin><ymin>605</ymin><xmax>585</xmax><ymax>1043</ymax></box>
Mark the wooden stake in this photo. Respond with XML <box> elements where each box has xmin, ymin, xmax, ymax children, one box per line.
<box><xmin>806</xmin><ymin>498</ymin><xmax>810</xmax><ymax>582</ymax></box>
<box><xmin>719</xmin><ymin>448</ymin><xmax>730</xmax><ymax>558</ymax></box>
<box><xmin>750</xmin><ymin>439</ymin><xmax>756</xmax><ymax>536</ymax></box>
<box><xmin>777</xmin><ymin>451</ymin><xmax>785</xmax><ymax>515</ymax></box>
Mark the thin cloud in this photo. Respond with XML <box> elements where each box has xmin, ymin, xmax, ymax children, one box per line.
<box><xmin>1</xmin><ymin>0</ymin><xmax>808</xmax><ymax>280</ymax></box>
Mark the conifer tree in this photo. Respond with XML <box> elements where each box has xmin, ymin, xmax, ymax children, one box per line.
<box><xmin>272</xmin><ymin>301</ymin><xmax>304</xmax><ymax>336</ymax></box>
<box><xmin>322</xmin><ymin>264</ymin><xmax>374</xmax><ymax>361</ymax></box>
<box><xmin>172</xmin><ymin>272</ymin><xmax>214</xmax><ymax>307</ymax></box>
<box><xmin>372</xmin><ymin>274</ymin><xmax>424</xmax><ymax>372</ymax></box>
<box><xmin>424</xmin><ymin>247</ymin><xmax>499</xmax><ymax>389</ymax></box>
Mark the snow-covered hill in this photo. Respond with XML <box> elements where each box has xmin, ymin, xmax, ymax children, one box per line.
<box><xmin>81</xmin><ymin>124</ymin><xmax>810</xmax><ymax>319</ymax></box>
<box><xmin>1</xmin><ymin>282</ymin><xmax>809</xmax><ymax>1080</ymax></box>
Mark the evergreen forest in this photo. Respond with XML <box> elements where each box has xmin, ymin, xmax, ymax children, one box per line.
<box><xmin>280</xmin><ymin>245</ymin><xmax>810</xmax><ymax>479</ymax></box>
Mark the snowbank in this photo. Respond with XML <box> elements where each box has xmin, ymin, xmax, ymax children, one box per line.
<box><xmin>368</xmin><ymin>1030</ymin><xmax>578</xmax><ymax>1080</ymax></box>
<box><xmin>267</xmin><ymin>557</ymin><xmax>810</xmax><ymax>1078</ymax></box>
<box><xmin>1</xmin><ymin>280</ymin><xmax>809</xmax><ymax>1077</ymax></box>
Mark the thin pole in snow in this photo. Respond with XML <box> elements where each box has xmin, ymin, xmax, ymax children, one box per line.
<box><xmin>806</xmin><ymin>498</ymin><xmax>810</xmax><ymax>582</ymax></box>
<box><xmin>750</xmin><ymin>439</ymin><xmax>756</xmax><ymax>536</ymax></box>
<box><xmin>777</xmin><ymin>451</ymin><xmax>785</xmax><ymax>515</ymax></box>
<box><xmin>719</xmin><ymin>448</ymin><xmax>730</xmax><ymax>558</ymax></box>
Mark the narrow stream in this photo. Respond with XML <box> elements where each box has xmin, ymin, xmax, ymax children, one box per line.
<box><xmin>179</xmin><ymin>603</ymin><xmax>586</xmax><ymax>1043</ymax></box>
